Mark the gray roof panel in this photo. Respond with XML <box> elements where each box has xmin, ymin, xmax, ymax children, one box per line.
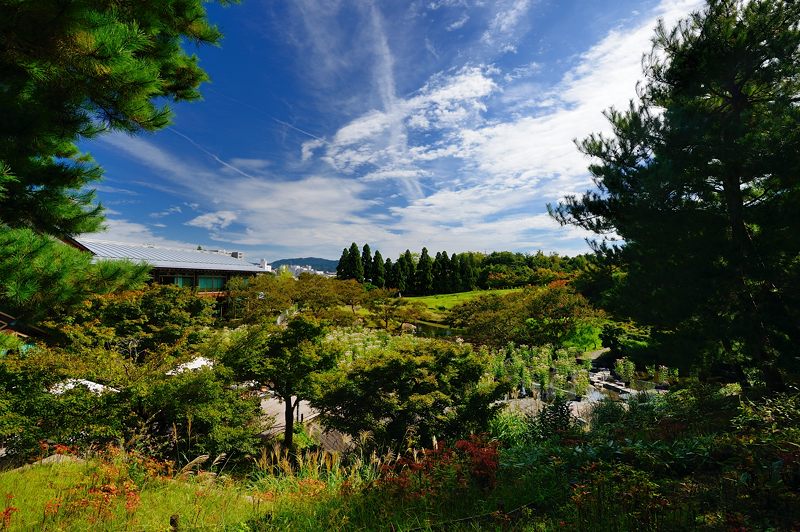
<box><xmin>75</xmin><ymin>239</ymin><xmax>265</xmax><ymax>273</ymax></box>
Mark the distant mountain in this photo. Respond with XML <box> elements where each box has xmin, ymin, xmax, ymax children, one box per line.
<box><xmin>270</xmin><ymin>257</ymin><xmax>339</xmax><ymax>272</ymax></box>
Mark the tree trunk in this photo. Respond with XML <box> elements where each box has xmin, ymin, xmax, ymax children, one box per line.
<box><xmin>722</xmin><ymin>172</ymin><xmax>784</xmax><ymax>391</ymax></box>
<box><xmin>283</xmin><ymin>396</ymin><xmax>294</xmax><ymax>451</ymax></box>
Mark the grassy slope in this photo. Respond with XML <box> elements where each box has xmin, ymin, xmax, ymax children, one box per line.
<box><xmin>0</xmin><ymin>460</ymin><xmax>256</xmax><ymax>531</ymax></box>
<box><xmin>406</xmin><ymin>288</ymin><xmax>521</xmax><ymax>323</ymax></box>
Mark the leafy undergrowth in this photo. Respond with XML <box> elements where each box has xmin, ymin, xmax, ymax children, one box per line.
<box><xmin>2</xmin><ymin>386</ymin><xmax>799</xmax><ymax>531</ymax></box>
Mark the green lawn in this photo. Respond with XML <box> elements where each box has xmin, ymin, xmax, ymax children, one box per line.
<box><xmin>406</xmin><ymin>288</ymin><xmax>521</xmax><ymax>322</ymax></box>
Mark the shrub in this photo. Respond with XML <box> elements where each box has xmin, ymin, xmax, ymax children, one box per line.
<box><xmin>614</xmin><ymin>357</ymin><xmax>636</xmax><ymax>384</ymax></box>
<box><xmin>314</xmin><ymin>331</ymin><xmax>507</xmax><ymax>450</ymax></box>
<box><xmin>530</xmin><ymin>396</ymin><xmax>575</xmax><ymax>441</ymax></box>
<box><xmin>589</xmin><ymin>399</ymin><xmax>626</xmax><ymax>432</ymax></box>
<box><xmin>489</xmin><ymin>409</ymin><xmax>530</xmax><ymax>447</ymax></box>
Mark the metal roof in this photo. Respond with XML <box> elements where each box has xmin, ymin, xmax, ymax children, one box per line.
<box><xmin>75</xmin><ymin>239</ymin><xmax>266</xmax><ymax>273</ymax></box>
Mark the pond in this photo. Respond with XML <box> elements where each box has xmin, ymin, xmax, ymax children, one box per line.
<box><xmin>413</xmin><ymin>320</ymin><xmax>464</xmax><ymax>338</ymax></box>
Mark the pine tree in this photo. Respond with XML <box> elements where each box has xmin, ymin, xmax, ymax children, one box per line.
<box><xmin>372</xmin><ymin>250</ymin><xmax>385</xmax><ymax>288</ymax></box>
<box><xmin>550</xmin><ymin>0</ymin><xmax>800</xmax><ymax>390</ymax></box>
<box><xmin>415</xmin><ymin>248</ymin><xmax>434</xmax><ymax>295</ymax></box>
<box><xmin>0</xmin><ymin>0</ymin><xmax>227</xmax><ymax>319</ymax></box>
<box><xmin>361</xmin><ymin>244</ymin><xmax>373</xmax><ymax>284</ymax></box>
<box><xmin>1</xmin><ymin>0</ymin><xmax>227</xmax><ymax>236</ymax></box>
<box><xmin>1</xmin><ymin>229</ymin><xmax>150</xmax><ymax>319</ymax></box>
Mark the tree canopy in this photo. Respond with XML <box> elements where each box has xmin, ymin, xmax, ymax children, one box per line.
<box><xmin>224</xmin><ymin>317</ymin><xmax>337</xmax><ymax>450</ymax></box>
<box><xmin>1</xmin><ymin>0</ymin><xmax>231</xmax><ymax>320</ymax></box>
<box><xmin>550</xmin><ymin>0</ymin><xmax>800</xmax><ymax>389</ymax></box>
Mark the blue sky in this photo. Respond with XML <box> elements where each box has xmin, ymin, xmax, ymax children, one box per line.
<box><xmin>84</xmin><ymin>0</ymin><xmax>702</xmax><ymax>261</ymax></box>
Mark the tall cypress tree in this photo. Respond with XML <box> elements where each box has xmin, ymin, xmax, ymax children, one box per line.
<box><xmin>361</xmin><ymin>244</ymin><xmax>373</xmax><ymax>284</ymax></box>
<box><xmin>403</xmin><ymin>250</ymin><xmax>416</xmax><ymax>283</ymax></box>
<box><xmin>396</xmin><ymin>251</ymin><xmax>412</xmax><ymax>294</ymax></box>
<box><xmin>348</xmin><ymin>242</ymin><xmax>364</xmax><ymax>283</ymax></box>
<box><xmin>336</xmin><ymin>248</ymin><xmax>349</xmax><ymax>280</ymax></box>
<box><xmin>459</xmin><ymin>253</ymin><xmax>476</xmax><ymax>291</ymax></box>
<box><xmin>439</xmin><ymin>251</ymin><xmax>452</xmax><ymax>293</ymax></box>
<box><xmin>415</xmin><ymin>247</ymin><xmax>434</xmax><ymax>295</ymax></box>
<box><xmin>432</xmin><ymin>252</ymin><xmax>444</xmax><ymax>293</ymax></box>
<box><xmin>384</xmin><ymin>257</ymin><xmax>396</xmax><ymax>289</ymax></box>
<box><xmin>450</xmin><ymin>252</ymin><xmax>461</xmax><ymax>293</ymax></box>
<box><xmin>372</xmin><ymin>250</ymin><xmax>385</xmax><ymax>288</ymax></box>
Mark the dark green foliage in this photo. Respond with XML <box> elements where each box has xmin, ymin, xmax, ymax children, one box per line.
<box><xmin>432</xmin><ymin>252</ymin><xmax>444</xmax><ymax>293</ymax></box>
<box><xmin>0</xmin><ymin>343</ymin><xmax>260</xmax><ymax>462</ymax></box>
<box><xmin>53</xmin><ymin>284</ymin><xmax>214</xmax><ymax>361</ymax></box>
<box><xmin>224</xmin><ymin>317</ymin><xmax>338</xmax><ymax>450</ymax></box>
<box><xmin>600</xmin><ymin>321</ymin><xmax>651</xmax><ymax>359</ymax></box>
<box><xmin>338</xmin><ymin>244</ymin><xmax>592</xmax><ymax>295</ymax></box>
<box><xmin>351</xmin><ymin>243</ymin><xmax>365</xmax><ymax>283</ymax></box>
<box><xmin>313</xmin><ymin>334</ymin><xmax>506</xmax><ymax>450</ymax></box>
<box><xmin>337</xmin><ymin>242</ymin><xmax>365</xmax><ymax>283</ymax></box>
<box><xmin>529</xmin><ymin>396</ymin><xmax>576</xmax><ymax>441</ymax></box>
<box><xmin>448</xmin><ymin>252</ymin><xmax>461</xmax><ymax>292</ymax></box>
<box><xmin>458</xmin><ymin>253</ymin><xmax>477</xmax><ymax>291</ymax></box>
<box><xmin>448</xmin><ymin>285</ymin><xmax>599</xmax><ymax>348</ymax></box>
<box><xmin>371</xmin><ymin>250</ymin><xmax>385</xmax><ymax>288</ymax></box>
<box><xmin>414</xmin><ymin>247</ymin><xmax>433</xmax><ymax>295</ymax></box>
<box><xmin>129</xmin><ymin>364</ymin><xmax>261</xmax><ymax>461</ymax></box>
<box><xmin>0</xmin><ymin>228</ymin><xmax>149</xmax><ymax>320</ymax></box>
<box><xmin>335</xmin><ymin>248</ymin><xmax>348</xmax><ymax>279</ymax></box>
<box><xmin>396</xmin><ymin>250</ymin><xmax>415</xmax><ymax>294</ymax></box>
<box><xmin>551</xmin><ymin>0</ymin><xmax>800</xmax><ymax>389</ymax></box>
<box><xmin>0</xmin><ymin>0</ymin><xmax>229</xmax><ymax>237</ymax></box>
<box><xmin>1</xmin><ymin>0</ymin><xmax>228</xmax><ymax>322</ymax></box>
<box><xmin>361</xmin><ymin>244</ymin><xmax>372</xmax><ymax>283</ymax></box>
<box><xmin>383</xmin><ymin>257</ymin><xmax>396</xmax><ymax>289</ymax></box>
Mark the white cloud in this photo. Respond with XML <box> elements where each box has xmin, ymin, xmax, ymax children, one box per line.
<box><xmin>449</xmin><ymin>0</ymin><xmax>703</xmax><ymax>202</ymax></box>
<box><xmin>92</xmin><ymin>184</ymin><xmax>138</xmax><ymax>196</ymax></box>
<box><xmin>150</xmin><ymin>206</ymin><xmax>182</xmax><ymax>218</ymax></box>
<box><xmin>446</xmin><ymin>13</ymin><xmax>470</xmax><ymax>31</ymax></box>
<box><xmin>301</xmin><ymin>139</ymin><xmax>325</xmax><ymax>162</ymax></box>
<box><xmin>480</xmin><ymin>0</ymin><xmax>531</xmax><ymax>49</ymax></box>
<box><xmin>228</xmin><ymin>158</ymin><xmax>271</xmax><ymax>173</ymax></box>
<box><xmin>186</xmin><ymin>211</ymin><xmax>238</xmax><ymax>231</ymax></box>
<box><xmin>88</xmin><ymin>218</ymin><xmax>199</xmax><ymax>249</ymax></box>
<box><xmin>320</xmin><ymin>65</ymin><xmax>497</xmax><ymax>182</ymax></box>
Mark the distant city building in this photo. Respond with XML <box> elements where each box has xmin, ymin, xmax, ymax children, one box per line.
<box><xmin>280</xmin><ymin>264</ymin><xmax>335</xmax><ymax>278</ymax></box>
<box><xmin>67</xmin><ymin>238</ymin><xmax>271</xmax><ymax>293</ymax></box>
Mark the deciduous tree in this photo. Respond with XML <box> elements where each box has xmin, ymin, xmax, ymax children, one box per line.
<box><xmin>224</xmin><ymin>317</ymin><xmax>337</xmax><ymax>450</ymax></box>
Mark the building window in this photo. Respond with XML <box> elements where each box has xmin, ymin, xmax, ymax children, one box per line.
<box><xmin>160</xmin><ymin>275</ymin><xmax>194</xmax><ymax>288</ymax></box>
<box><xmin>197</xmin><ymin>276</ymin><xmax>225</xmax><ymax>291</ymax></box>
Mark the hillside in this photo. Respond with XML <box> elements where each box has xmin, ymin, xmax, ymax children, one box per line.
<box><xmin>270</xmin><ymin>257</ymin><xmax>338</xmax><ymax>272</ymax></box>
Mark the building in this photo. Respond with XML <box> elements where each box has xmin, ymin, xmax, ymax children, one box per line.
<box><xmin>68</xmin><ymin>238</ymin><xmax>270</xmax><ymax>293</ymax></box>
<box><xmin>0</xmin><ymin>310</ymin><xmax>45</xmax><ymax>340</ymax></box>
